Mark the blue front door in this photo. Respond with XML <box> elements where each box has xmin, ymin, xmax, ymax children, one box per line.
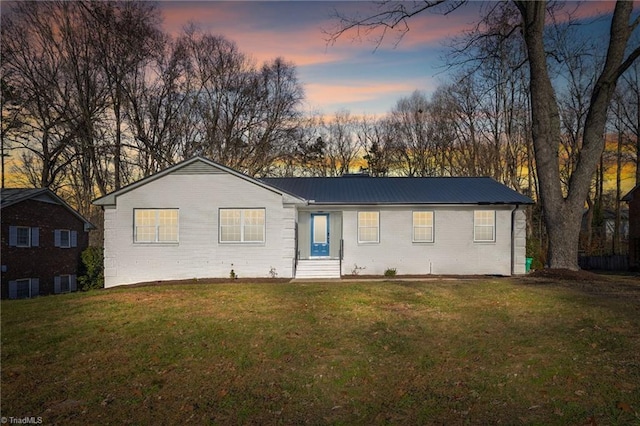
<box><xmin>311</xmin><ymin>214</ymin><xmax>330</xmax><ymax>257</ymax></box>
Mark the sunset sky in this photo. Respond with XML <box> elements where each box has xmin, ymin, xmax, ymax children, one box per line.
<box><xmin>158</xmin><ymin>1</ymin><xmax>620</xmax><ymax>116</ymax></box>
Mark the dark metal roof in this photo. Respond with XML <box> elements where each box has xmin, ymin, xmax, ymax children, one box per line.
<box><xmin>1</xmin><ymin>188</ymin><xmax>49</xmax><ymax>208</ymax></box>
<box><xmin>1</xmin><ymin>188</ymin><xmax>94</xmax><ymax>228</ymax></box>
<box><xmin>261</xmin><ymin>177</ymin><xmax>534</xmax><ymax>205</ymax></box>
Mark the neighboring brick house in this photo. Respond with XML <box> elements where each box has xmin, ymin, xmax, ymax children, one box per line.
<box><xmin>623</xmin><ymin>185</ymin><xmax>640</xmax><ymax>271</ymax></box>
<box><xmin>1</xmin><ymin>188</ymin><xmax>93</xmax><ymax>299</ymax></box>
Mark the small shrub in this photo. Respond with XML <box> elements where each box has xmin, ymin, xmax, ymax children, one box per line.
<box><xmin>351</xmin><ymin>264</ymin><xmax>366</xmax><ymax>275</ymax></box>
<box><xmin>526</xmin><ymin>237</ymin><xmax>545</xmax><ymax>270</ymax></box>
<box><xmin>78</xmin><ymin>246</ymin><xmax>104</xmax><ymax>290</ymax></box>
<box><xmin>230</xmin><ymin>269</ymin><xmax>237</xmax><ymax>279</ymax></box>
<box><xmin>268</xmin><ymin>266</ymin><xmax>278</xmax><ymax>278</ymax></box>
<box><xmin>384</xmin><ymin>268</ymin><xmax>397</xmax><ymax>277</ymax></box>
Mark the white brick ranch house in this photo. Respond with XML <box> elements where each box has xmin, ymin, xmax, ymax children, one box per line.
<box><xmin>94</xmin><ymin>157</ymin><xmax>533</xmax><ymax>287</ymax></box>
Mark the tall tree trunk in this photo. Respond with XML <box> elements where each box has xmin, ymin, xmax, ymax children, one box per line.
<box><xmin>515</xmin><ymin>0</ymin><xmax>637</xmax><ymax>269</ymax></box>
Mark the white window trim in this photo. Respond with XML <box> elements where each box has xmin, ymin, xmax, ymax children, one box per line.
<box><xmin>54</xmin><ymin>274</ymin><xmax>77</xmax><ymax>294</ymax></box>
<box><xmin>60</xmin><ymin>274</ymin><xmax>70</xmax><ymax>293</ymax></box>
<box><xmin>357</xmin><ymin>211</ymin><xmax>380</xmax><ymax>244</ymax></box>
<box><xmin>10</xmin><ymin>278</ymin><xmax>39</xmax><ymax>299</ymax></box>
<box><xmin>59</xmin><ymin>229</ymin><xmax>71</xmax><ymax>248</ymax></box>
<box><xmin>55</xmin><ymin>229</ymin><xmax>78</xmax><ymax>248</ymax></box>
<box><xmin>474</xmin><ymin>210</ymin><xmax>496</xmax><ymax>243</ymax></box>
<box><xmin>133</xmin><ymin>209</ymin><xmax>179</xmax><ymax>244</ymax></box>
<box><xmin>9</xmin><ymin>226</ymin><xmax>39</xmax><ymax>247</ymax></box>
<box><xmin>219</xmin><ymin>208</ymin><xmax>266</xmax><ymax>244</ymax></box>
<box><xmin>412</xmin><ymin>211</ymin><xmax>435</xmax><ymax>243</ymax></box>
<box><xmin>16</xmin><ymin>226</ymin><xmax>31</xmax><ymax>247</ymax></box>
<box><xmin>16</xmin><ymin>278</ymin><xmax>32</xmax><ymax>298</ymax></box>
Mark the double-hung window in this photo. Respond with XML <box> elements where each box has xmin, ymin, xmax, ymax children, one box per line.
<box><xmin>16</xmin><ymin>279</ymin><xmax>32</xmax><ymax>299</ymax></box>
<box><xmin>60</xmin><ymin>230</ymin><xmax>70</xmax><ymax>247</ymax></box>
<box><xmin>413</xmin><ymin>211</ymin><xmax>434</xmax><ymax>243</ymax></box>
<box><xmin>134</xmin><ymin>209</ymin><xmax>179</xmax><ymax>243</ymax></box>
<box><xmin>9</xmin><ymin>226</ymin><xmax>39</xmax><ymax>247</ymax></box>
<box><xmin>358</xmin><ymin>211</ymin><xmax>379</xmax><ymax>243</ymax></box>
<box><xmin>54</xmin><ymin>275</ymin><xmax>76</xmax><ymax>293</ymax></box>
<box><xmin>8</xmin><ymin>278</ymin><xmax>39</xmax><ymax>299</ymax></box>
<box><xmin>54</xmin><ymin>229</ymin><xmax>77</xmax><ymax>248</ymax></box>
<box><xmin>474</xmin><ymin>210</ymin><xmax>496</xmax><ymax>242</ymax></box>
<box><xmin>219</xmin><ymin>209</ymin><xmax>265</xmax><ymax>243</ymax></box>
<box><xmin>16</xmin><ymin>227</ymin><xmax>31</xmax><ymax>247</ymax></box>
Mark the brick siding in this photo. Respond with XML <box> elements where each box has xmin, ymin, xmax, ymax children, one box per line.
<box><xmin>1</xmin><ymin>199</ymin><xmax>89</xmax><ymax>298</ymax></box>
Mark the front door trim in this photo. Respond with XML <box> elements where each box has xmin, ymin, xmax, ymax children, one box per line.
<box><xmin>311</xmin><ymin>213</ymin><xmax>330</xmax><ymax>257</ymax></box>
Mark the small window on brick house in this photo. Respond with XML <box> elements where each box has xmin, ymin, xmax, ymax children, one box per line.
<box><xmin>9</xmin><ymin>226</ymin><xmax>39</xmax><ymax>247</ymax></box>
<box><xmin>55</xmin><ymin>229</ymin><xmax>77</xmax><ymax>248</ymax></box>
<box><xmin>8</xmin><ymin>278</ymin><xmax>39</xmax><ymax>299</ymax></box>
<box><xmin>17</xmin><ymin>227</ymin><xmax>30</xmax><ymax>247</ymax></box>
<box><xmin>54</xmin><ymin>275</ymin><xmax>77</xmax><ymax>294</ymax></box>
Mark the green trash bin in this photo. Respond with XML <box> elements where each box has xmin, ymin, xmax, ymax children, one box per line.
<box><xmin>525</xmin><ymin>257</ymin><xmax>533</xmax><ymax>273</ymax></box>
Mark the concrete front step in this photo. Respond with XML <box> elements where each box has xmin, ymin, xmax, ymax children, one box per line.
<box><xmin>295</xmin><ymin>259</ymin><xmax>341</xmax><ymax>279</ymax></box>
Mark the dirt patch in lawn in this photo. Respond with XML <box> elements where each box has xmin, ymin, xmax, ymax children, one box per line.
<box><xmin>113</xmin><ymin>277</ymin><xmax>292</xmax><ymax>288</ymax></box>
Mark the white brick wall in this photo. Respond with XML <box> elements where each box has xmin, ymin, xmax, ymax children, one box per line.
<box><xmin>103</xmin><ymin>173</ymin><xmax>296</xmax><ymax>287</ymax></box>
<box><xmin>340</xmin><ymin>205</ymin><xmax>521</xmax><ymax>276</ymax></box>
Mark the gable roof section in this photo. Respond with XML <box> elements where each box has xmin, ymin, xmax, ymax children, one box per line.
<box><xmin>261</xmin><ymin>176</ymin><xmax>534</xmax><ymax>205</ymax></box>
<box><xmin>0</xmin><ymin>188</ymin><xmax>47</xmax><ymax>207</ymax></box>
<box><xmin>1</xmin><ymin>188</ymin><xmax>94</xmax><ymax>228</ymax></box>
<box><xmin>93</xmin><ymin>157</ymin><xmax>305</xmax><ymax>206</ymax></box>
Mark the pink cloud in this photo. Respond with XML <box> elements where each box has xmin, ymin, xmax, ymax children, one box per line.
<box><xmin>556</xmin><ymin>1</ymin><xmax>617</xmax><ymax>20</ymax></box>
<box><xmin>160</xmin><ymin>2</ymin><xmax>348</xmax><ymax>67</ymax></box>
<box><xmin>304</xmin><ymin>79</ymin><xmax>437</xmax><ymax>114</ymax></box>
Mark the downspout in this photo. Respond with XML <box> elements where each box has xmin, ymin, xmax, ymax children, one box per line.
<box><xmin>510</xmin><ymin>204</ymin><xmax>519</xmax><ymax>275</ymax></box>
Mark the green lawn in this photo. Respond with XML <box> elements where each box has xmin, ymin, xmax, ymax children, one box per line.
<box><xmin>2</xmin><ymin>276</ymin><xmax>639</xmax><ymax>425</ymax></box>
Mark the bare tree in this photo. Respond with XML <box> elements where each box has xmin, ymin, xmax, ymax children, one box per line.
<box><xmin>287</xmin><ymin>113</ymin><xmax>328</xmax><ymax>176</ymax></box>
<box><xmin>125</xmin><ymin>35</ymin><xmax>195</xmax><ymax>176</ymax></box>
<box><xmin>359</xmin><ymin>116</ymin><xmax>399</xmax><ymax>176</ymax></box>
<box><xmin>617</xmin><ymin>60</ymin><xmax>640</xmax><ymax>186</ymax></box>
<box><xmin>179</xmin><ymin>29</ymin><xmax>304</xmax><ymax>177</ymax></box>
<box><xmin>327</xmin><ymin>0</ymin><xmax>640</xmax><ymax>270</ymax></box>
<box><xmin>388</xmin><ymin>91</ymin><xmax>437</xmax><ymax>176</ymax></box>
<box><xmin>323</xmin><ymin>110</ymin><xmax>361</xmax><ymax>176</ymax></box>
<box><xmin>82</xmin><ymin>0</ymin><xmax>162</xmax><ymax>190</ymax></box>
<box><xmin>438</xmin><ymin>76</ymin><xmax>484</xmax><ymax>177</ymax></box>
<box><xmin>0</xmin><ymin>77</ymin><xmax>24</xmax><ymax>188</ymax></box>
<box><xmin>1</xmin><ymin>2</ymin><xmax>79</xmax><ymax>189</ymax></box>
<box><xmin>516</xmin><ymin>1</ymin><xmax>639</xmax><ymax>269</ymax></box>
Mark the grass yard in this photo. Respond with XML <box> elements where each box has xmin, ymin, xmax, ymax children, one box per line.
<box><xmin>2</xmin><ymin>275</ymin><xmax>640</xmax><ymax>425</ymax></box>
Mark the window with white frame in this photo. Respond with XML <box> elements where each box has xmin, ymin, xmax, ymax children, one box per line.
<box><xmin>134</xmin><ymin>209</ymin><xmax>179</xmax><ymax>243</ymax></box>
<box><xmin>9</xmin><ymin>226</ymin><xmax>38</xmax><ymax>247</ymax></box>
<box><xmin>54</xmin><ymin>275</ymin><xmax>76</xmax><ymax>294</ymax></box>
<box><xmin>474</xmin><ymin>210</ymin><xmax>496</xmax><ymax>242</ymax></box>
<box><xmin>413</xmin><ymin>211</ymin><xmax>434</xmax><ymax>242</ymax></box>
<box><xmin>16</xmin><ymin>278</ymin><xmax>32</xmax><ymax>299</ymax></box>
<box><xmin>55</xmin><ymin>229</ymin><xmax>77</xmax><ymax>248</ymax></box>
<box><xmin>9</xmin><ymin>278</ymin><xmax>38</xmax><ymax>299</ymax></box>
<box><xmin>219</xmin><ymin>209</ymin><xmax>265</xmax><ymax>243</ymax></box>
<box><xmin>16</xmin><ymin>227</ymin><xmax>31</xmax><ymax>247</ymax></box>
<box><xmin>358</xmin><ymin>211</ymin><xmax>379</xmax><ymax>243</ymax></box>
<box><xmin>61</xmin><ymin>230</ymin><xmax>70</xmax><ymax>247</ymax></box>
<box><xmin>59</xmin><ymin>275</ymin><xmax>70</xmax><ymax>292</ymax></box>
